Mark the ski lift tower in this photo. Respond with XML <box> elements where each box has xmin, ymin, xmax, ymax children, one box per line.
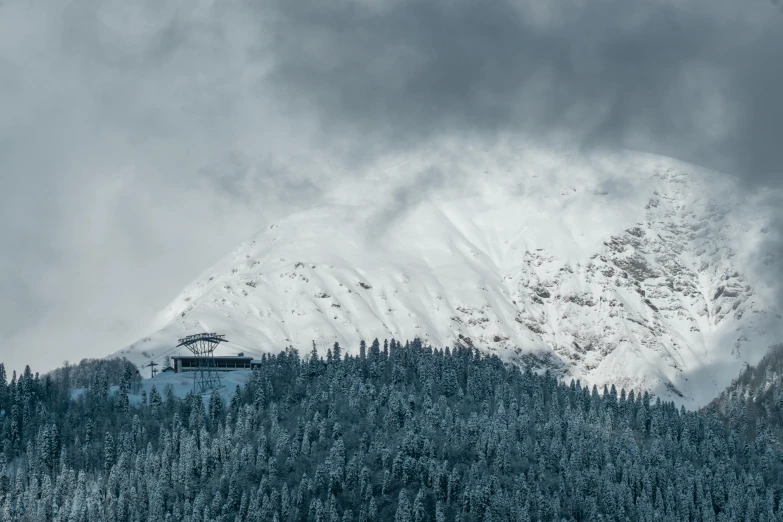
<box><xmin>176</xmin><ymin>333</ymin><xmax>227</xmax><ymax>394</ymax></box>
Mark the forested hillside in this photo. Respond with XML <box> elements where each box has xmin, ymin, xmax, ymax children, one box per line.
<box><xmin>45</xmin><ymin>358</ymin><xmax>140</xmax><ymax>392</ymax></box>
<box><xmin>705</xmin><ymin>344</ymin><xmax>783</xmax><ymax>441</ymax></box>
<box><xmin>1</xmin><ymin>339</ymin><xmax>783</xmax><ymax>521</ymax></box>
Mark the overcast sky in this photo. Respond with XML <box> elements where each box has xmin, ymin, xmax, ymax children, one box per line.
<box><xmin>1</xmin><ymin>0</ymin><xmax>782</xmax><ymax>375</ymax></box>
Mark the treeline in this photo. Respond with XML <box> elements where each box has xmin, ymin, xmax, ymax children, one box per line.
<box><xmin>1</xmin><ymin>339</ymin><xmax>783</xmax><ymax>521</ymax></box>
<box><xmin>46</xmin><ymin>357</ymin><xmax>140</xmax><ymax>391</ymax></box>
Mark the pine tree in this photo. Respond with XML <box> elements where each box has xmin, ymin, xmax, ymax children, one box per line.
<box><xmin>209</xmin><ymin>391</ymin><xmax>224</xmax><ymax>428</ymax></box>
<box><xmin>309</xmin><ymin>342</ymin><xmax>323</xmax><ymax>379</ymax></box>
<box><xmin>149</xmin><ymin>385</ymin><xmax>163</xmax><ymax>417</ymax></box>
<box><xmin>413</xmin><ymin>488</ymin><xmax>426</xmax><ymax>522</ymax></box>
<box><xmin>231</xmin><ymin>385</ymin><xmax>242</xmax><ymax>411</ymax></box>
<box><xmin>118</xmin><ymin>365</ymin><xmax>131</xmax><ymax>413</ymax></box>
<box><xmin>104</xmin><ymin>432</ymin><xmax>115</xmax><ymax>471</ymax></box>
<box><xmin>435</xmin><ymin>501</ymin><xmax>446</xmax><ymax>522</ymax></box>
<box><xmin>395</xmin><ymin>489</ymin><xmax>412</xmax><ymax>522</ymax></box>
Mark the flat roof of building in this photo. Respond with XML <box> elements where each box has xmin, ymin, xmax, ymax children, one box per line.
<box><xmin>172</xmin><ymin>354</ymin><xmax>253</xmax><ymax>360</ymax></box>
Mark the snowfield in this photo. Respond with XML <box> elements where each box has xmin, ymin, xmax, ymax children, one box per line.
<box><xmin>72</xmin><ymin>370</ymin><xmax>254</xmax><ymax>405</ymax></box>
<box><xmin>112</xmin><ymin>145</ymin><xmax>783</xmax><ymax>407</ymax></box>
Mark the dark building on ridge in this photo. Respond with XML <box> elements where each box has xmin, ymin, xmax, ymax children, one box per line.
<box><xmin>170</xmin><ymin>353</ymin><xmax>261</xmax><ymax>373</ymax></box>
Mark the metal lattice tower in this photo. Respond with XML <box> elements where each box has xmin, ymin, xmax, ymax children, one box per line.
<box><xmin>176</xmin><ymin>333</ymin><xmax>227</xmax><ymax>394</ymax></box>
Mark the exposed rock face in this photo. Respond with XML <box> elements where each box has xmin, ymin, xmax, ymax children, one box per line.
<box><xmin>114</xmin><ymin>147</ymin><xmax>783</xmax><ymax>407</ymax></box>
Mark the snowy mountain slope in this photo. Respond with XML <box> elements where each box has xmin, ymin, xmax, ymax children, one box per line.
<box><xmin>113</xmin><ymin>146</ymin><xmax>783</xmax><ymax>407</ymax></box>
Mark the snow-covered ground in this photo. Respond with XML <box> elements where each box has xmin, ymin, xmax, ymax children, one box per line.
<box><xmin>72</xmin><ymin>370</ymin><xmax>254</xmax><ymax>405</ymax></box>
<box><xmin>112</xmin><ymin>145</ymin><xmax>783</xmax><ymax>407</ymax></box>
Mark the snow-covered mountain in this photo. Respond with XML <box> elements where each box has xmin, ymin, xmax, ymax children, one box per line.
<box><xmin>114</xmin><ymin>146</ymin><xmax>783</xmax><ymax>407</ymax></box>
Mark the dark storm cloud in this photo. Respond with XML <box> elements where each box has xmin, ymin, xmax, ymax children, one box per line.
<box><xmin>259</xmin><ymin>0</ymin><xmax>783</xmax><ymax>184</ymax></box>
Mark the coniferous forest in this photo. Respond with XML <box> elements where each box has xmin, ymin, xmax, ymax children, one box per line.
<box><xmin>2</xmin><ymin>338</ymin><xmax>783</xmax><ymax>521</ymax></box>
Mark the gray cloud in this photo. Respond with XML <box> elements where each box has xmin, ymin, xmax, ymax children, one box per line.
<box><xmin>258</xmin><ymin>0</ymin><xmax>783</xmax><ymax>182</ymax></box>
<box><xmin>364</xmin><ymin>166</ymin><xmax>448</xmax><ymax>241</ymax></box>
<box><xmin>1</xmin><ymin>0</ymin><xmax>782</xmax><ymax>373</ymax></box>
